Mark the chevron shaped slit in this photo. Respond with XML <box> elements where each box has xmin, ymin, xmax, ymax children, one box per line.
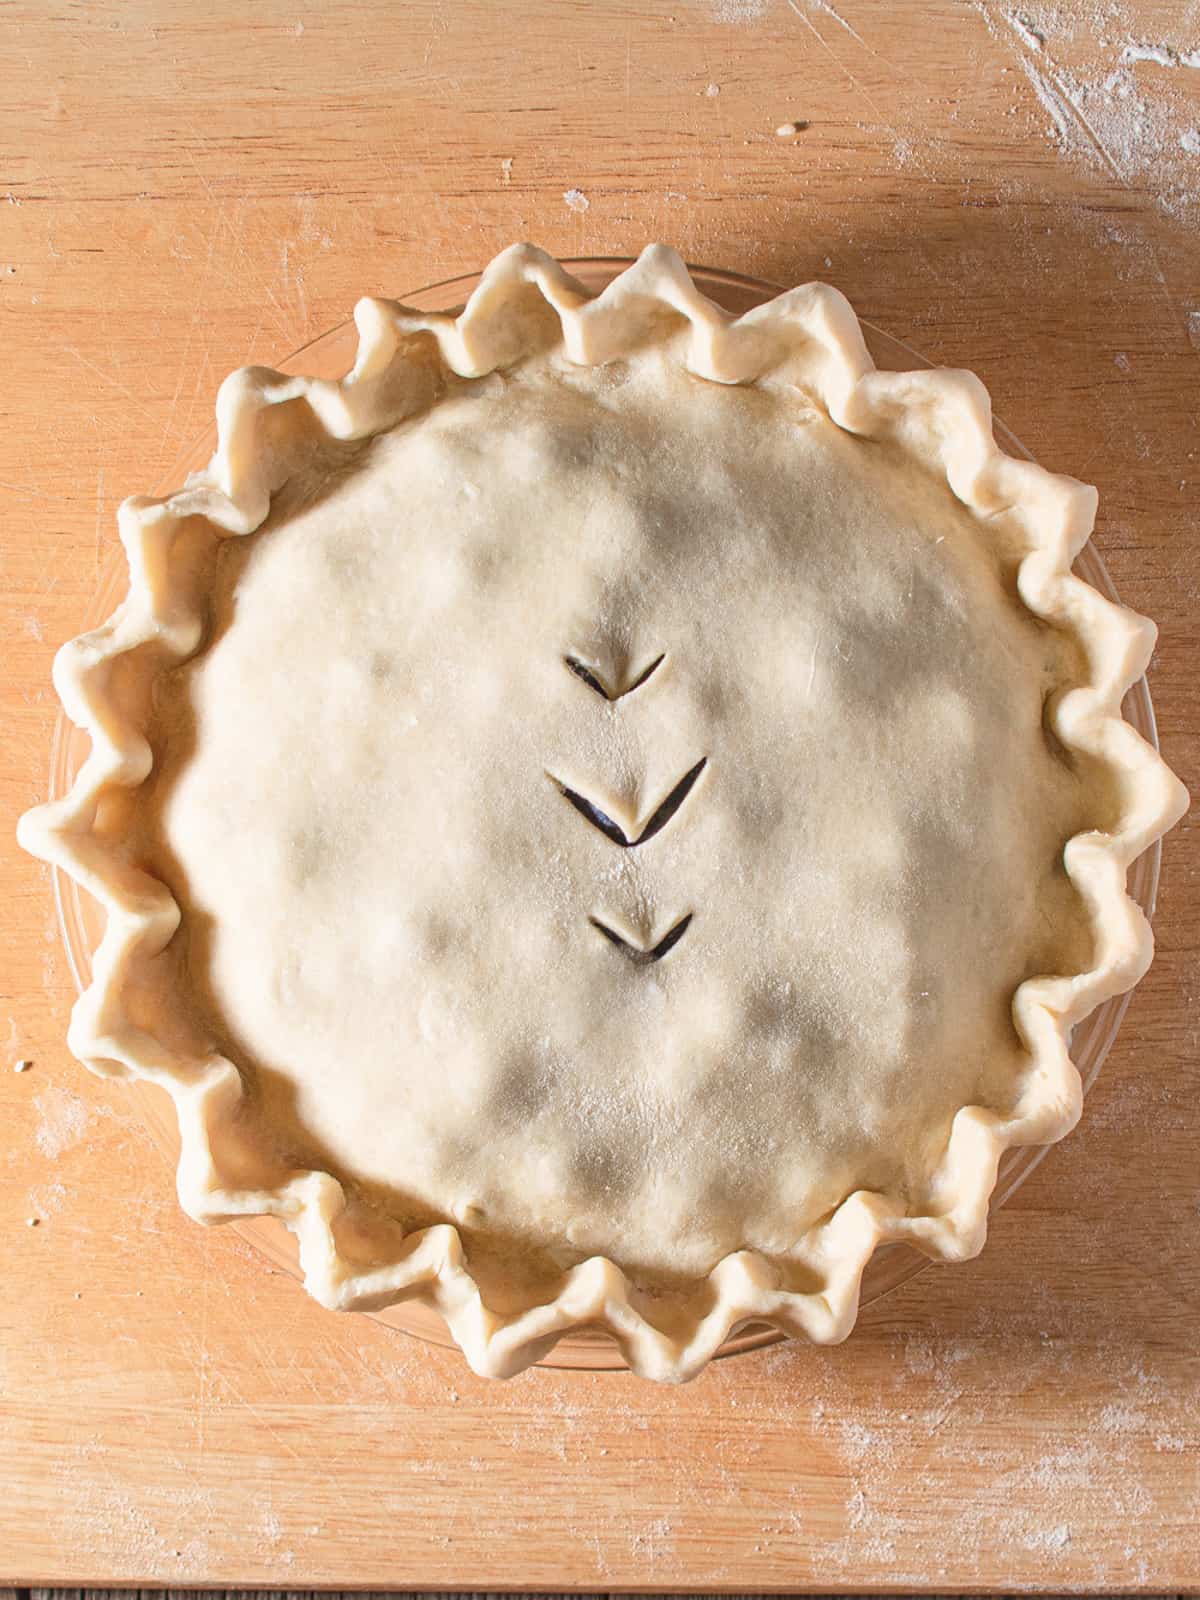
<box><xmin>549</xmin><ymin>757</ymin><xmax>707</xmax><ymax>848</ymax></box>
<box><xmin>590</xmin><ymin>912</ymin><xmax>694</xmax><ymax>964</ymax></box>
<box><xmin>564</xmin><ymin>653</ymin><xmax>665</xmax><ymax>701</ymax></box>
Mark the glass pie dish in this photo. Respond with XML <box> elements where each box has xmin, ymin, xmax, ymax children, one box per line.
<box><xmin>48</xmin><ymin>259</ymin><xmax>1164</xmax><ymax>1370</ymax></box>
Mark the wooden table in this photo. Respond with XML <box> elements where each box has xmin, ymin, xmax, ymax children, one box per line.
<box><xmin>2</xmin><ymin>0</ymin><xmax>1198</xmax><ymax>1590</ymax></box>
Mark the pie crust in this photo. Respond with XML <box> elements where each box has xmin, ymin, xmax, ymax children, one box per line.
<box><xmin>19</xmin><ymin>245</ymin><xmax>1188</xmax><ymax>1381</ymax></box>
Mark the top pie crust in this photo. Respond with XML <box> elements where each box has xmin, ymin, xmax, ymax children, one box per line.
<box><xmin>19</xmin><ymin>245</ymin><xmax>1188</xmax><ymax>1380</ymax></box>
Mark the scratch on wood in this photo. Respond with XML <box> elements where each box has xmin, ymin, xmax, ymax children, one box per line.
<box><xmin>64</xmin><ymin>348</ymin><xmax>158</xmax><ymax>422</ymax></box>
<box><xmin>785</xmin><ymin>3</ymin><xmax>888</xmax><ymax>130</ymax></box>
<box><xmin>94</xmin><ymin>466</ymin><xmax>106</xmax><ymax>575</ymax></box>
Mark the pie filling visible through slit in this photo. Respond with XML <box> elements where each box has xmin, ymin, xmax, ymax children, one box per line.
<box><xmin>19</xmin><ymin>245</ymin><xmax>1188</xmax><ymax>1380</ymax></box>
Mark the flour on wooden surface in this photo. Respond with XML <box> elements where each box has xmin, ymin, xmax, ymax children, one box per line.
<box><xmin>25</xmin><ymin>1179</ymin><xmax>66</xmax><ymax>1219</ymax></box>
<box><xmin>742</xmin><ymin>1298</ymin><xmax>1200</xmax><ymax>1589</ymax></box>
<box><xmin>1008</xmin><ymin>12</ymin><xmax>1045</xmax><ymax>51</ymax></box>
<box><xmin>32</xmin><ymin>1082</ymin><xmax>91</xmax><ymax>1157</ymax></box>
<box><xmin>974</xmin><ymin>0</ymin><xmax>1200</xmax><ymax>221</ymax></box>
<box><xmin>712</xmin><ymin>0</ymin><xmax>768</xmax><ymax>22</ymax></box>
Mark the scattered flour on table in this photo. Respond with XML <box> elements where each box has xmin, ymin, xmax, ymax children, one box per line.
<box><xmin>747</xmin><ymin>1313</ymin><xmax>1197</xmax><ymax>1587</ymax></box>
<box><xmin>25</xmin><ymin>1179</ymin><xmax>66</xmax><ymax>1219</ymax></box>
<box><xmin>32</xmin><ymin>1083</ymin><xmax>93</xmax><ymax>1157</ymax></box>
<box><xmin>1099</xmin><ymin>1400</ymin><xmax>1149</xmax><ymax>1433</ymax></box>
<box><xmin>1009</xmin><ymin>12</ymin><xmax>1045</xmax><ymax>50</ymax></box>
<box><xmin>1122</xmin><ymin>42</ymin><xmax>1200</xmax><ymax>68</ymax></box>
<box><xmin>628</xmin><ymin>1515</ymin><xmax>676</xmax><ymax>1561</ymax></box>
<box><xmin>255</xmin><ymin>1498</ymin><xmax>291</xmax><ymax>1562</ymax></box>
<box><xmin>975</xmin><ymin>0</ymin><xmax>1200</xmax><ymax>221</ymax></box>
<box><xmin>1024</xmin><ymin>1522</ymin><xmax>1073</xmax><ymax>1552</ymax></box>
<box><xmin>562</xmin><ymin>187</ymin><xmax>590</xmax><ymax>213</ymax></box>
<box><xmin>50</xmin><ymin>1445</ymin><xmax>216</xmax><ymax>1579</ymax></box>
<box><xmin>711</xmin><ymin>0</ymin><xmax>768</xmax><ymax>21</ymax></box>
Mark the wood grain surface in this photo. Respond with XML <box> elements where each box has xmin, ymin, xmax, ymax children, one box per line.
<box><xmin>7</xmin><ymin>1592</ymin><xmax>1191</xmax><ymax>1600</ymax></box>
<box><xmin>2</xmin><ymin>0</ymin><xmax>1198</xmax><ymax>1591</ymax></box>
<box><xmin>11</xmin><ymin>1592</ymin><xmax>1149</xmax><ymax>1600</ymax></box>
<box><xmin>14</xmin><ymin>1592</ymin><xmax>1163</xmax><ymax>1600</ymax></box>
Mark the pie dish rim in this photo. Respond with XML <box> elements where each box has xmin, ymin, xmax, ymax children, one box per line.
<box><xmin>18</xmin><ymin>243</ymin><xmax>1189</xmax><ymax>1381</ymax></box>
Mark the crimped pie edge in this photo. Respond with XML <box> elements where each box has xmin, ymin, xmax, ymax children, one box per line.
<box><xmin>18</xmin><ymin>244</ymin><xmax>1189</xmax><ymax>1382</ymax></box>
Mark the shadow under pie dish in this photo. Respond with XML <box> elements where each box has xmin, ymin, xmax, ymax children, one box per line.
<box><xmin>19</xmin><ymin>245</ymin><xmax>1187</xmax><ymax>1382</ymax></box>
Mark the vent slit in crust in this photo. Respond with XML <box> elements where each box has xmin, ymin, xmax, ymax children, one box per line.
<box><xmin>589</xmin><ymin>911</ymin><xmax>695</xmax><ymax>963</ymax></box>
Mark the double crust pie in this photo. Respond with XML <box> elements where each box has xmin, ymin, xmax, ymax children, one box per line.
<box><xmin>19</xmin><ymin>246</ymin><xmax>1187</xmax><ymax>1380</ymax></box>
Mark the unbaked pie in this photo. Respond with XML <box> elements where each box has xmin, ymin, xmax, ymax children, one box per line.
<box><xmin>19</xmin><ymin>245</ymin><xmax>1187</xmax><ymax>1380</ymax></box>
